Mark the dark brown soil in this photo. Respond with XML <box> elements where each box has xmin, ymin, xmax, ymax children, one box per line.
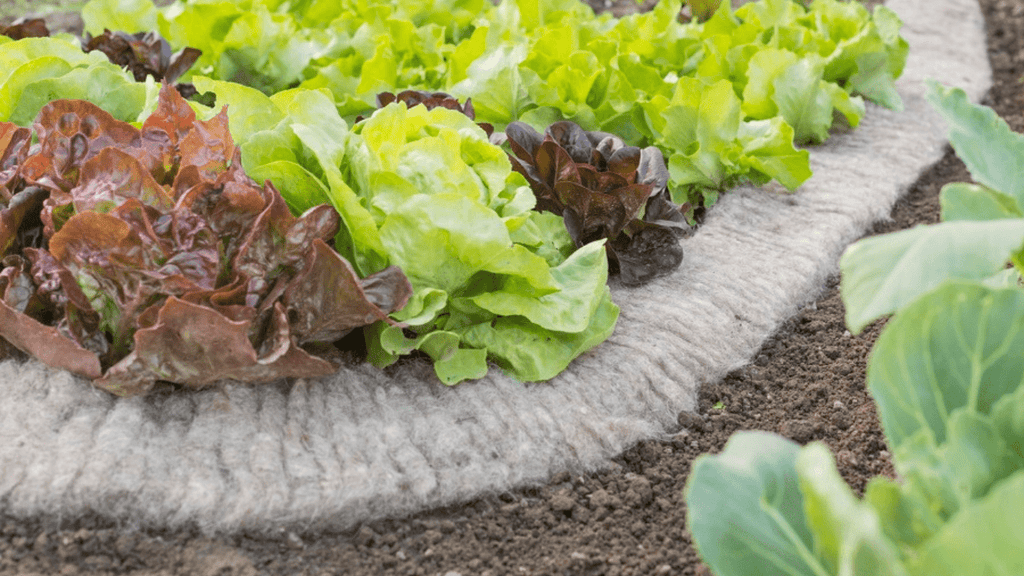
<box><xmin>1</xmin><ymin>0</ymin><xmax>1021</xmax><ymax>574</ymax></box>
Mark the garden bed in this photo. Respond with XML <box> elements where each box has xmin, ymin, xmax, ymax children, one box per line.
<box><xmin>0</xmin><ymin>0</ymin><xmax>1007</xmax><ymax>574</ymax></box>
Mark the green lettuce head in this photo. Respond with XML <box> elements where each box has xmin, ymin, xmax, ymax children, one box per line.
<box><xmin>348</xmin><ymin>102</ymin><xmax>619</xmax><ymax>384</ymax></box>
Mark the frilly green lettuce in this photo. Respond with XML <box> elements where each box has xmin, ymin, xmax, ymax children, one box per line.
<box><xmin>81</xmin><ymin>0</ymin><xmax>909</xmax><ymax>216</ymax></box>
<box><xmin>349</xmin><ymin>103</ymin><xmax>618</xmax><ymax>384</ymax></box>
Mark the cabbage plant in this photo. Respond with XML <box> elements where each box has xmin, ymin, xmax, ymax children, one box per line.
<box><xmin>683</xmin><ymin>83</ymin><xmax>1024</xmax><ymax>575</ymax></box>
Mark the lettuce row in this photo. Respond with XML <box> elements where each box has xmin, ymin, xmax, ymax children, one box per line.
<box><xmin>683</xmin><ymin>85</ymin><xmax>1024</xmax><ymax>576</ymax></box>
<box><xmin>457</xmin><ymin>0</ymin><xmax>907</xmax><ymax>209</ymax></box>
<box><xmin>0</xmin><ymin>36</ymin><xmax>616</xmax><ymax>384</ymax></box>
<box><xmin>1</xmin><ymin>0</ymin><xmax>908</xmax><ymax>385</ymax></box>
<box><xmin>78</xmin><ymin>0</ymin><xmax>908</xmax><ymax>212</ymax></box>
<box><xmin>191</xmin><ymin>77</ymin><xmax>618</xmax><ymax>384</ymax></box>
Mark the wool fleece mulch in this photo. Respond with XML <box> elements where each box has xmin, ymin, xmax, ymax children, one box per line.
<box><xmin>0</xmin><ymin>0</ymin><xmax>991</xmax><ymax>535</ymax></box>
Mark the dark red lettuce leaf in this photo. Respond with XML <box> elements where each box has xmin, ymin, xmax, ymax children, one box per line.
<box><xmin>72</xmin><ymin>147</ymin><xmax>176</xmax><ymax>213</ymax></box>
<box><xmin>0</xmin><ymin>18</ymin><xmax>49</xmax><ymax>40</ymax></box>
<box><xmin>83</xmin><ymin>30</ymin><xmax>201</xmax><ymax>92</ymax></box>
<box><xmin>0</xmin><ymin>84</ymin><xmax>413</xmax><ymax>396</ymax></box>
<box><xmin>0</xmin><ymin>186</ymin><xmax>47</xmax><ymax>256</ymax></box>
<box><xmin>0</xmin><ymin>253</ymin><xmax>102</xmax><ymax>378</ymax></box>
<box><xmin>95</xmin><ymin>296</ymin><xmax>336</xmax><ymax>396</ymax></box>
<box><xmin>0</xmin><ymin>123</ymin><xmax>31</xmax><ymax>195</ymax></box>
<box><xmin>177</xmin><ymin>106</ymin><xmax>235</xmax><ymax>182</ymax></box>
<box><xmin>24</xmin><ymin>246</ymin><xmax>102</xmax><ymax>340</ymax></box>
<box><xmin>0</xmin><ymin>125</ymin><xmax>43</xmax><ymax>253</ymax></box>
<box><xmin>610</xmin><ymin>221</ymin><xmax>685</xmax><ymax>286</ymax></box>
<box><xmin>283</xmin><ymin>240</ymin><xmax>409</xmax><ymax>344</ymax></box>
<box><xmin>361</xmin><ymin>90</ymin><xmax>495</xmax><ymax>137</ymax></box>
<box><xmin>21</xmin><ymin>98</ymin><xmax>145</xmax><ymax>196</ymax></box>
<box><xmin>1</xmin><ymin>21</ymin><xmax>201</xmax><ymax>97</ymax></box>
<box><xmin>504</xmin><ymin>121</ymin><xmax>689</xmax><ymax>285</ymax></box>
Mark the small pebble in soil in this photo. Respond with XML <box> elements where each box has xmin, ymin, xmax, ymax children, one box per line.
<box><xmin>676</xmin><ymin>411</ymin><xmax>705</xmax><ymax>431</ymax></box>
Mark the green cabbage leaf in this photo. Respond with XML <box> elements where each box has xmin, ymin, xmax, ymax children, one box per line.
<box><xmin>686</xmin><ymin>84</ymin><xmax>1024</xmax><ymax>576</ymax></box>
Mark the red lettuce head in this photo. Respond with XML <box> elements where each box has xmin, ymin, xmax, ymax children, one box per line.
<box><xmin>0</xmin><ymin>84</ymin><xmax>412</xmax><ymax>396</ymax></box>
<box><xmin>504</xmin><ymin>120</ymin><xmax>689</xmax><ymax>286</ymax></box>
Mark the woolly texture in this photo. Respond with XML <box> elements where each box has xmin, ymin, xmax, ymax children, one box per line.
<box><xmin>0</xmin><ymin>0</ymin><xmax>990</xmax><ymax>535</ymax></box>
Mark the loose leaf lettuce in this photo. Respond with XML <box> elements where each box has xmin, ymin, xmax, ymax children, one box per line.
<box><xmin>0</xmin><ymin>37</ymin><xmax>154</xmax><ymax>125</ymax></box>
<box><xmin>503</xmin><ymin>119</ymin><xmax>688</xmax><ymax>285</ymax></box>
<box><xmin>742</xmin><ymin>49</ymin><xmax>865</xmax><ymax>144</ymax></box>
<box><xmin>360</xmin><ymin>89</ymin><xmax>494</xmax><ymax>137</ymax></box>
<box><xmin>0</xmin><ymin>17</ymin><xmax>202</xmax><ymax>97</ymax></box>
<box><xmin>83</xmin><ymin>29</ymin><xmax>202</xmax><ymax>93</ymax></box>
<box><xmin>650</xmin><ymin>77</ymin><xmax>811</xmax><ymax>211</ymax></box>
<box><xmin>347</xmin><ymin>103</ymin><xmax>618</xmax><ymax>383</ymax></box>
<box><xmin>0</xmin><ymin>84</ymin><xmax>412</xmax><ymax>396</ymax></box>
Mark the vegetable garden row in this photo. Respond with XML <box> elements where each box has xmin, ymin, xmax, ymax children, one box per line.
<box><xmin>2</xmin><ymin>0</ymin><xmax>1020</xmax><ymax>572</ymax></box>
<box><xmin>0</xmin><ymin>0</ymin><xmax>907</xmax><ymax>390</ymax></box>
<box><xmin>2</xmin><ymin>0</ymin><xmax>913</xmax><ymax>389</ymax></box>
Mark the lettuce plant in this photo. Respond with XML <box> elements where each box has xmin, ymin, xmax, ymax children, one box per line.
<box><xmin>683</xmin><ymin>84</ymin><xmax>1024</xmax><ymax>576</ymax></box>
<box><xmin>193</xmin><ymin>78</ymin><xmax>618</xmax><ymax>385</ymax></box>
<box><xmin>0</xmin><ymin>37</ymin><xmax>158</xmax><ymax>126</ymax></box>
<box><xmin>0</xmin><ymin>84</ymin><xmax>412</xmax><ymax>396</ymax></box>
<box><xmin>685</xmin><ymin>0</ymin><xmax>722</xmax><ymax>22</ymax></box>
<box><xmin>0</xmin><ymin>22</ymin><xmax>203</xmax><ymax>101</ymax></box>
<box><xmin>503</xmin><ymin>120</ymin><xmax>688</xmax><ymax>285</ymax></box>
<box><xmin>346</xmin><ymin>104</ymin><xmax>619</xmax><ymax>384</ymax></box>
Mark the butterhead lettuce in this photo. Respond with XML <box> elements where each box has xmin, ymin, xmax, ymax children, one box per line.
<box><xmin>349</xmin><ymin>103</ymin><xmax>618</xmax><ymax>384</ymax></box>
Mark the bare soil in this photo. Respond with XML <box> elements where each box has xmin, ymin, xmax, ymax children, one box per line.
<box><xmin>1</xmin><ymin>0</ymin><xmax>1021</xmax><ymax>574</ymax></box>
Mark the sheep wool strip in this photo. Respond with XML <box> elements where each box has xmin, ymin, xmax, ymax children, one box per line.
<box><xmin>0</xmin><ymin>0</ymin><xmax>991</xmax><ymax>535</ymax></box>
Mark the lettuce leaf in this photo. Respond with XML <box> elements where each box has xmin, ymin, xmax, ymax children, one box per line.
<box><xmin>0</xmin><ymin>37</ymin><xmax>153</xmax><ymax>126</ymax></box>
